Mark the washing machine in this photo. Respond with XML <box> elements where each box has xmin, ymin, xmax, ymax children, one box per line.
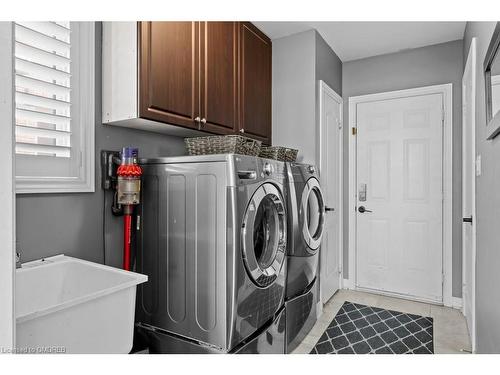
<box><xmin>284</xmin><ymin>162</ymin><xmax>326</xmax><ymax>353</ymax></box>
<box><xmin>135</xmin><ymin>154</ymin><xmax>287</xmax><ymax>354</ymax></box>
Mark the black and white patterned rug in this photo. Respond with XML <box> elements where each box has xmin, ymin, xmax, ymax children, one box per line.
<box><xmin>310</xmin><ymin>301</ymin><xmax>434</xmax><ymax>354</ymax></box>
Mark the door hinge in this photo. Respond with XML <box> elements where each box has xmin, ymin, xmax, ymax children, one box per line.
<box><xmin>441</xmin><ymin>108</ymin><xmax>445</xmax><ymax>124</ymax></box>
<box><xmin>352</xmin><ymin>127</ymin><xmax>357</xmax><ymax>135</ymax></box>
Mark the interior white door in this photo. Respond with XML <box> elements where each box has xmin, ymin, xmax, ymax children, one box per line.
<box><xmin>462</xmin><ymin>38</ymin><xmax>476</xmax><ymax>352</ymax></box>
<box><xmin>318</xmin><ymin>81</ymin><xmax>342</xmax><ymax>305</ymax></box>
<box><xmin>356</xmin><ymin>93</ymin><xmax>443</xmax><ymax>303</ymax></box>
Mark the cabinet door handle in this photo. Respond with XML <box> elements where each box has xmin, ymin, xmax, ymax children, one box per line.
<box><xmin>201</xmin><ymin>118</ymin><xmax>207</xmax><ymax>125</ymax></box>
<box><xmin>239</xmin><ymin>128</ymin><xmax>245</xmax><ymax>133</ymax></box>
<box><xmin>194</xmin><ymin>116</ymin><xmax>201</xmax><ymax>123</ymax></box>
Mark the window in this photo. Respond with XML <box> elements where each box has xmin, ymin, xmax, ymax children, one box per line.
<box><xmin>14</xmin><ymin>22</ymin><xmax>95</xmax><ymax>193</ymax></box>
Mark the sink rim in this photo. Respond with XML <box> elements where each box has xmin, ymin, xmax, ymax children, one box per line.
<box><xmin>16</xmin><ymin>254</ymin><xmax>148</xmax><ymax>324</ymax></box>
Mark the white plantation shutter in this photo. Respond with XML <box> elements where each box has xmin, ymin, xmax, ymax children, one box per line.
<box><xmin>15</xmin><ymin>22</ymin><xmax>72</xmax><ymax>158</ymax></box>
<box><xmin>14</xmin><ymin>22</ymin><xmax>95</xmax><ymax>193</ymax></box>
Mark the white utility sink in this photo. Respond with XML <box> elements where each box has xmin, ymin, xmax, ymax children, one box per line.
<box><xmin>16</xmin><ymin>255</ymin><xmax>147</xmax><ymax>354</ymax></box>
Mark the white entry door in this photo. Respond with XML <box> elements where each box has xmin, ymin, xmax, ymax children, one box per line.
<box><xmin>355</xmin><ymin>93</ymin><xmax>443</xmax><ymax>303</ymax></box>
<box><xmin>318</xmin><ymin>81</ymin><xmax>342</xmax><ymax>305</ymax></box>
<box><xmin>462</xmin><ymin>38</ymin><xmax>476</xmax><ymax>352</ymax></box>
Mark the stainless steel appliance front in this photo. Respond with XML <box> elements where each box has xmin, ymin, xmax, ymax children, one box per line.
<box><xmin>136</xmin><ymin>154</ymin><xmax>287</xmax><ymax>353</ymax></box>
<box><xmin>284</xmin><ymin>162</ymin><xmax>325</xmax><ymax>353</ymax></box>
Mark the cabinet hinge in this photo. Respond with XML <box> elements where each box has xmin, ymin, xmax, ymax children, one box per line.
<box><xmin>352</xmin><ymin>127</ymin><xmax>357</xmax><ymax>136</ymax></box>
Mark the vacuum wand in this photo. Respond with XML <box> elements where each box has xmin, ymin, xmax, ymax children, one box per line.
<box><xmin>116</xmin><ymin>147</ymin><xmax>142</xmax><ymax>271</ymax></box>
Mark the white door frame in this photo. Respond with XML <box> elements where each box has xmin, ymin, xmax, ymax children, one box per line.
<box><xmin>347</xmin><ymin>83</ymin><xmax>453</xmax><ymax>307</ymax></box>
<box><xmin>317</xmin><ymin>80</ymin><xmax>343</xmax><ymax>310</ymax></box>
<box><xmin>0</xmin><ymin>22</ymin><xmax>16</xmax><ymax>350</ymax></box>
<box><xmin>462</xmin><ymin>38</ymin><xmax>477</xmax><ymax>352</ymax></box>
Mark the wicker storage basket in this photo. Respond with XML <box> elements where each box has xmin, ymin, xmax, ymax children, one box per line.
<box><xmin>185</xmin><ymin>135</ymin><xmax>262</xmax><ymax>156</ymax></box>
<box><xmin>259</xmin><ymin>146</ymin><xmax>299</xmax><ymax>162</ymax></box>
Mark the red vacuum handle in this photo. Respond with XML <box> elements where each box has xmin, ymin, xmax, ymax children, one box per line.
<box><xmin>123</xmin><ymin>214</ymin><xmax>132</xmax><ymax>271</ymax></box>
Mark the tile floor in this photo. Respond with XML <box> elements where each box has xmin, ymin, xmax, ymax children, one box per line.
<box><xmin>292</xmin><ymin>289</ymin><xmax>472</xmax><ymax>354</ymax></box>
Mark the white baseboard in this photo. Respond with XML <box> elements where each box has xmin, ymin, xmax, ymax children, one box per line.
<box><xmin>452</xmin><ymin>297</ymin><xmax>463</xmax><ymax>311</ymax></box>
<box><xmin>316</xmin><ymin>300</ymin><xmax>323</xmax><ymax>319</ymax></box>
<box><xmin>342</xmin><ymin>278</ymin><xmax>353</xmax><ymax>289</ymax></box>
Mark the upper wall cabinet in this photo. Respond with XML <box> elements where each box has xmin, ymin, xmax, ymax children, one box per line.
<box><xmin>201</xmin><ymin>22</ymin><xmax>240</xmax><ymax>135</ymax></box>
<box><xmin>102</xmin><ymin>22</ymin><xmax>272</xmax><ymax>144</ymax></box>
<box><xmin>139</xmin><ymin>22</ymin><xmax>200</xmax><ymax>130</ymax></box>
<box><xmin>239</xmin><ymin>22</ymin><xmax>272</xmax><ymax>144</ymax></box>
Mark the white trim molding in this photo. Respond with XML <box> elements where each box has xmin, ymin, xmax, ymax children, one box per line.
<box><xmin>452</xmin><ymin>297</ymin><xmax>463</xmax><ymax>311</ymax></box>
<box><xmin>15</xmin><ymin>22</ymin><xmax>95</xmax><ymax>194</ymax></box>
<box><xmin>462</xmin><ymin>37</ymin><xmax>477</xmax><ymax>352</ymax></box>
<box><xmin>347</xmin><ymin>83</ymin><xmax>454</xmax><ymax>307</ymax></box>
<box><xmin>486</xmin><ymin>74</ymin><xmax>500</xmax><ymax>140</ymax></box>
<box><xmin>342</xmin><ymin>278</ymin><xmax>354</xmax><ymax>290</ymax></box>
<box><xmin>0</xmin><ymin>21</ymin><xmax>16</xmax><ymax>350</ymax></box>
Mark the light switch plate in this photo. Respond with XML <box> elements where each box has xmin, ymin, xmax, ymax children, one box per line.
<box><xmin>476</xmin><ymin>154</ymin><xmax>481</xmax><ymax>176</ymax></box>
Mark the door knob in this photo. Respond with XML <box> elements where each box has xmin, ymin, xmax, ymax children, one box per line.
<box><xmin>463</xmin><ymin>216</ymin><xmax>473</xmax><ymax>224</ymax></box>
<box><xmin>325</xmin><ymin>207</ymin><xmax>335</xmax><ymax>212</ymax></box>
<box><xmin>200</xmin><ymin>118</ymin><xmax>207</xmax><ymax>125</ymax></box>
<box><xmin>194</xmin><ymin>116</ymin><xmax>201</xmax><ymax>123</ymax></box>
<box><xmin>239</xmin><ymin>128</ymin><xmax>245</xmax><ymax>133</ymax></box>
<box><xmin>358</xmin><ymin>206</ymin><xmax>372</xmax><ymax>213</ymax></box>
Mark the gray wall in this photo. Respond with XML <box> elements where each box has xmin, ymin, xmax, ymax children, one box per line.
<box><xmin>272</xmin><ymin>30</ymin><xmax>317</xmax><ymax>164</ymax></box>
<box><xmin>16</xmin><ymin>23</ymin><xmax>186</xmax><ymax>266</ymax></box>
<box><xmin>273</xmin><ymin>29</ymin><xmax>342</xmax><ymax>165</ymax></box>
<box><xmin>342</xmin><ymin>39</ymin><xmax>464</xmax><ymax>297</ymax></box>
<box><xmin>315</xmin><ymin>32</ymin><xmax>342</xmax><ymax>95</ymax></box>
<box><xmin>463</xmin><ymin>21</ymin><xmax>500</xmax><ymax>354</ymax></box>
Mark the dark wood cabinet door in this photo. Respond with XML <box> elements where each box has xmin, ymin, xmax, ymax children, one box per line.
<box><xmin>139</xmin><ymin>22</ymin><xmax>199</xmax><ymax>129</ymax></box>
<box><xmin>199</xmin><ymin>22</ymin><xmax>239</xmax><ymax>134</ymax></box>
<box><xmin>239</xmin><ymin>22</ymin><xmax>272</xmax><ymax>144</ymax></box>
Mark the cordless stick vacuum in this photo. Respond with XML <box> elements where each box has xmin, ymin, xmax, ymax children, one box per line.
<box><xmin>116</xmin><ymin>147</ymin><xmax>142</xmax><ymax>271</ymax></box>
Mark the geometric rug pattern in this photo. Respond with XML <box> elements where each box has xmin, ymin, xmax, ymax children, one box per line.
<box><xmin>310</xmin><ymin>301</ymin><xmax>434</xmax><ymax>354</ymax></box>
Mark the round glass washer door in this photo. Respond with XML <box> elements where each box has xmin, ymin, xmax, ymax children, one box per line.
<box><xmin>301</xmin><ymin>177</ymin><xmax>325</xmax><ymax>252</ymax></box>
<box><xmin>242</xmin><ymin>183</ymin><xmax>287</xmax><ymax>288</ymax></box>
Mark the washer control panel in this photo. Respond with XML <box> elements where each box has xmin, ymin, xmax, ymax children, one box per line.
<box><xmin>234</xmin><ymin>155</ymin><xmax>286</xmax><ymax>185</ymax></box>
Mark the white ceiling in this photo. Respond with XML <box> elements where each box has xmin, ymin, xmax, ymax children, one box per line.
<box><xmin>253</xmin><ymin>22</ymin><xmax>466</xmax><ymax>62</ymax></box>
